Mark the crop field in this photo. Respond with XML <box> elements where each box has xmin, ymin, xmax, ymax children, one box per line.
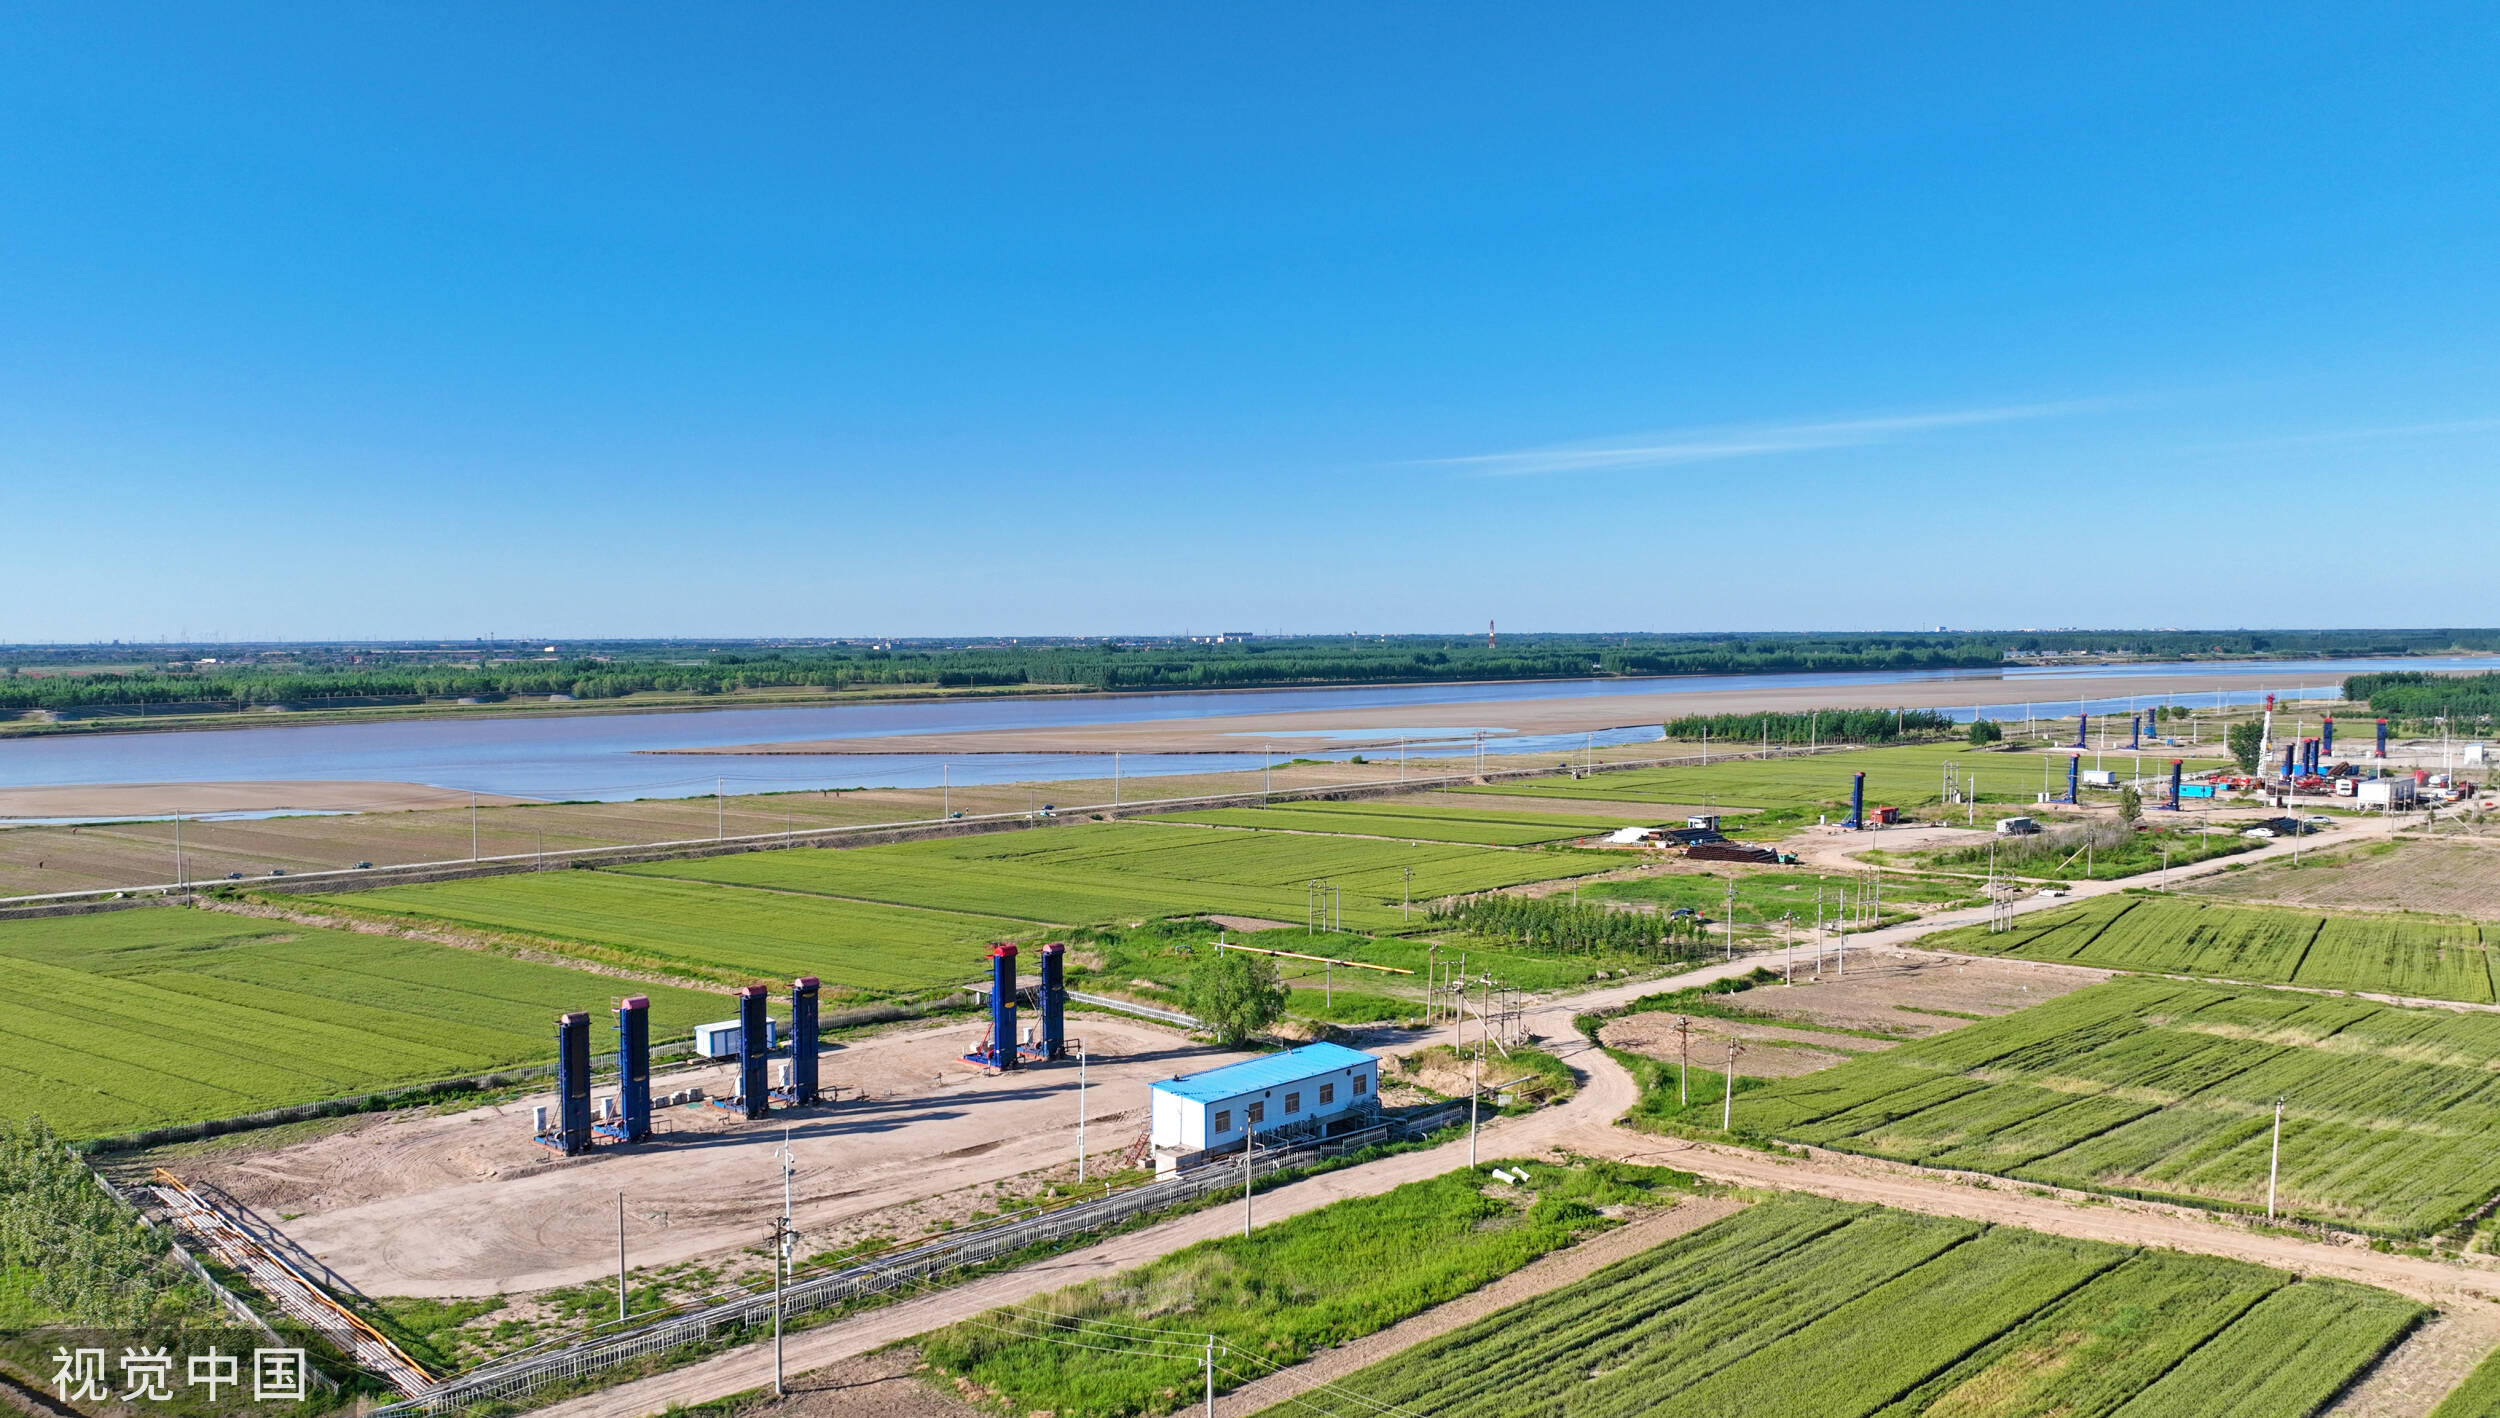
<box><xmin>921</xmin><ymin>1160</ymin><xmax>1693</xmax><ymax>1415</ymax></box>
<box><xmin>0</xmin><ymin>908</ymin><xmax>722</xmax><ymax>1138</ymax></box>
<box><xmin>1149</xmin><ymin>800</ymin><xmax>1647</xmax><ymax>846</ymax></box>
<box><xmin>620</xmin><ymin>822</ymin><xmax>1612</xmax><ymax>933</ymax></box>
<box><xmin>304</xmin><ymin>871</ymin><xmax>1026</xmax><ymax>992</ymax></box>
<box><xmin>1741</xmin><ymin>978</ymin><xmax>2500</xmax><ymax>1235</ymax></box>
<box><xmin>1271</xmin><ymin>1194</ymin><xmax>2419</xmax><ymax>1418</ymax></box>
<box><xmin>2188</xmin><ymin>836</ymin><xmax>2500</xmax><ymax>922</ymax></box>
<box><xmin>1462</xmin><ymin>742</ymin><xmax>2230</xmax><ymax>816</ymax></box>
<box><xmin>1931</xmin><ymin>894</ymin><xmax>2500</xmax><ymax>1004</ymax></box>
<box><xmin>1580</xmin><ymin>868</ymin><xmax>1980</xmax><ymax>921</ymax></box>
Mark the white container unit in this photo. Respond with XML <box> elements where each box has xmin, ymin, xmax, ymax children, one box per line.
<box><xmin>691</xmin><ymin>1018</ymin><xmax>777</xmax><ymax>1059</ymax></box>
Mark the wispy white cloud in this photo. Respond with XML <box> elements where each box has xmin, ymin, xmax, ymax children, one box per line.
<box><xmin>1426</xmin><ymin>400</ymin><xmax>2100</xmax><ymax>477</ymax></box>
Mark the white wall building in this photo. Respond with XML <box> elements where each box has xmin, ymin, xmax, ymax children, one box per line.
<box><xmin>1149</xmin><ymin>1042</ymin><xmax>1379</xmax><ymax>1164</ymax></box>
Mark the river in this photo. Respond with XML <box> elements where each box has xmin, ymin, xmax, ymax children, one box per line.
<box><xmin>0</xmin><ymin>657</ymin><xmax>2474</xmax><ymax>806</ymax></box>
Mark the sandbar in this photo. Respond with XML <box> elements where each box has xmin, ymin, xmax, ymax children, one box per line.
<box><xmin>0</xmin><ymin>781</ymin><xmax>532</xmax><ymax>821</ymax></box>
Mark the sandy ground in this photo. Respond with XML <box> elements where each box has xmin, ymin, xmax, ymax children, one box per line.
<box><xmin>0</xmin><ymin>780</ymin><xmax>529</xmax><ymax>819</ymax></box>
<box><xmin>653</xmin><ymin>672</ymin><xmax>2284</xmax><ymax>757</ymax></box>
<box><xmin>182</xmin><ymin>1014</ymin><xmax>1252</xmax><ymax>1298</ymax></box>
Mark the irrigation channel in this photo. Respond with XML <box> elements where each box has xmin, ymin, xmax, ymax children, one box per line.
<box><xmin>363</xmin><ymin>1105</ymin><xmax>1465</xmax><ymax>1416</ymax></box>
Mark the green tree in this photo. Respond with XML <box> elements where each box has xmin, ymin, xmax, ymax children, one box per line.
<box><xmin>1967</xmin><ymin>718</ymin><xmax>2003</xmax><ymax>745</ymax></box>
<box><xmin>2118</xmin><ymin>785</ymin><xmax>2143</xmax><ymax>824</ymax></box>
<box><xmin>1187</xmin><ymin>950</ymin><xmax>1290</xmax><ymax>1046</ymax></box>
<box><xmin>2228</xmin><ymin>720</ymin><xmax>2265</xmax><ymax>774</ymax></box>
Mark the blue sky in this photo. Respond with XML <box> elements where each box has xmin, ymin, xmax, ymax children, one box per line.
<box><xmin>5</xmin><ymin>5</ymin><xmax>2496</xmax><ymax>640</ymax></box>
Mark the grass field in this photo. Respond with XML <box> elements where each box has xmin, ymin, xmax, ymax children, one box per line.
<box><xmin>1150</xmin><ymin>800</ymin><xmax>1647</xmax><ymax>846</ymax></box>
<box><xmin>1741</xmin><ymin>977</ymin><xmax>2500</xmax><ymax>1235</ymax></box>
<box><xmin>304</xmin><ymin>870</ymin><xmax>1028</xmax><ymax>992</ymax></box>
<box><xmin>2432</xmin><ymin>1348</ymin><xmax>2500</xmax><ymax>1418</ymax></box>
<box><xmin>0</xmin><ymin>908</ymin><xmax>724</xmax><ymax>1138</ymax></box>
<box><xmin>1932</xmin><ymin>894</ymin><xmax>2499</xmax><ymax>1003</ymax></box>
<box><xmin>920</xmin><ymin>1160</ymin><xmax>1694</xmax><ymax>1415</ymax></box>
<box><xmin>1263</xmin><ymin>1194</ymin><xmax>2419</xmax><ymax>1418</ymax></box>
<box><xmin>619</xmin><ymin>822</ymin><xmax>1615</xmax><ymax>933</ymax></box>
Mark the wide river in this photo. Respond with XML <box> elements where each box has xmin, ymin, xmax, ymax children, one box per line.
<box><xmin>0</xmin><ymin>657</ymin><xmax>2471</xmax><ymax>805</ymax></box>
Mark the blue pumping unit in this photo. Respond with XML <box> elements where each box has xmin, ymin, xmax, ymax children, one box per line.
<box><xmin>2167</xmin><ymin>759</ymin><xmax>2184</xmax><ymax>810</ymax></box>
<box><xmin>601</xmin><ymin>995</ymin><xmax>651</xmax><ymax>1143</ymax></box>
<box><xmin>2283</xmin><ymin>741</ymin><xmax>2298</xmax><ymax>778</ymax></box>
<box><xmin>2128</xmin><ymin>714</ymin><xmax>2141</xmax><ymax>750</ymax></box>
<box><xmin>2065</xmin><ymin>754</ymin><xmax>2079</xmax><ymax>804</ymax></box>
<box><xmin>2322</xmin><ymin>718</ymin><xmax>2335</xmax><ymax>757</ymax></box>
<box><xmin>2377</xmin><ymin>719</ymin><xmax>2389</xmax><ymax>757</ymax></box>
<box><xmin>964</xmin><ymin>944</ymin><xmax>1020</xmax><ymax>1070</ymax></box>
<box><xmin>2073</xmin><ymin>712</ymin><xmax>2089</xmax><ymax>749</ymax></box>
<box><xmin>1842</xmin><ymin>771</ymin><xmax>1865</xmax><ymax>829</ymax></box>
<box><xmin>738</xmin><ymin>984</ymin><xmax>771</xmax><ymax>1119</ymax></box>
<box><xmin>1028</xmin><ymin>943</ymin><xmax>1068</xmax><ymax>1063</ymax></box>
<box><xmin>552</xmin><ymin>1011</ymin><xmax>593</xmax><ymax>1155</ymax></box>
<box><xmin>777</xmin><ymin>976</ymin><xmax>820</xmax><ymax>1106</ymax></box>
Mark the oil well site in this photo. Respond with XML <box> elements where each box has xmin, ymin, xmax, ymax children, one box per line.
<box><xmin>17</xmin><ymin>663</ymin><xmax>2500</xmax><ymax>1418</ymax></box>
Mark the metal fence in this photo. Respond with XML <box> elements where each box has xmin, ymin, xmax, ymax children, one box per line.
<box><xmin>369</xmin><ymin>1106</ymin><xmax>1464</xmax><ymax>1416</ymax></box>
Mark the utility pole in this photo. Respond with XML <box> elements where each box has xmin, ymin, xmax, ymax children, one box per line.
<box><xmin>1722</xmin><ymin>1041</ymin><xmax>1744</xmax><ymax>1130</ymax></box>
<box><xmin>617</xmin><ymin>1192</ymin><xmax>627</xmax><ymax>1322</ymax></box>
<box><xmin>716</xmin><ymin>778</ymin><xmax>724</xmax><ymax>840</ymax></box>
<box><xmin>1468</xmin><ymin>1043</ymin><xmax>1481</xmax><ymax>1168</ymax></box>
<box><xmin>1725</xmin><ymin>877</ymin><xmax>1736</xmax><ymax>960</ymax></box>
<box><xmin>1242</xmin><ymin>1131</ymin><xmax>1255</xmax><ymax>1237</ymax></box>
<box><xmin>1675</xmin><ymin>1015</ymin><xmax>1690</xmax><ymax>1105</ymax></box>
<box><xmin>770</xmin><ymin>1215</ymin><xmax>792</xmax><ymax>1397</ymax></box>
<box><xmin>471</xmin><ymin>792</ymin><xmax>479</xmax><ymax>861</ymax></box>
<box><xmin>173</xmin><ymin>815</ymin><xmax>185</xmax><ymax>888</ymax></box>
<box><xmin>775</xmin><ymin>1126</ymin><xmax>795</xmax><ymax>1222</ymax></box>
<box><xmin>1114</xmin><ymin>751</ymin><xmax>1121</xmax><ymax>809</ymax></box>
<box><xmin>2267</xmin><ymin>1098</ymin><xmax>2284</xmax><ymax>1220</ymax></box>
<box><xmin>1076</xmin><ymin>1038</ymin><xmax>1089</xmax><ymax>1185</ymax></box>
<box><xmin>1403</xmin><ymin>866</ymin><xmax>1412</xmax><ymax>921</ymax></box>
<box><xmin>1204</xmin><ymin>1335</ymin><xmax>1216</xmax><ymax>1418</ymax></box>
<box><xmin>943</xmin><ymin>763</ymin><xmax>949</xmax><ymax>819</ymax></box>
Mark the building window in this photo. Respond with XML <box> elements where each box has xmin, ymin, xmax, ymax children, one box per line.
<box><xmin>1352</xmin><ymin>1074</ymin><xmax>1368</xmax><ymax>1095</ymax></box>
<box><xmin>1284</xmin><ymin>1092</ymin><xmax>1301</xmax><ymax>1114</ymax></box>
<box><xmin>1212</xmin><ymin>1109</ymin><xmax>1230</xmax><ymax>1134</ymax></box>
<box><xmin>1246</xmin><ymin>1101</ymin><xmax>1265</xmax><ymax>1125</ymax></box>
<box><xmin>1319</xmin><ymin>1083</ymin><xmax>1335</xmax><ymax>1106</ymax></box>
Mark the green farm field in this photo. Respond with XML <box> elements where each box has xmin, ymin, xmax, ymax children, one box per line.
<box><xmin>922</xmin><ymin>1160</ymin><xmax>1694</xmax><ymax>1416</ymax></box>
<box><xmin>619</xmin><ymin>821</ymin><xmax>1614</xmax><ymax>933</ymax></box>
<box><xmin>1257</xmin><ymin>1194</ymin><xmax>2419</xmax><ymax>1418</ymax></box>
<box><xmin>304</xmin><ymin>870</ymin><xmax>1029</xmax><ymax>993</ymax></box>
<box><xmin>1149</xmin><ymin>799</ymin><xmax>1648</xmax><ymax>846</ymax></box>
<box><xmin>0</xmin><ymin>908</ymin><xmax>723</xmax><ymax>1139</ymax></box>
<box><xmin>1933</xmin><ymin>894</ymin><xmax>2500</xmax><ymax>1003</ymax></box>
<box><xmin>1742</xmin><ymin>977</ymin><xmax>2500</xmax><ymax>1235</ymax></box>
<box><xmin>1580</xmin><ymin>868</ymin><xmax>1980</xmax><ymax>922</ymax></box>
<box><xmin>1459</xmin><ymin>742</ymin><xmax>2228</xmax><ymax>816</ymax></box>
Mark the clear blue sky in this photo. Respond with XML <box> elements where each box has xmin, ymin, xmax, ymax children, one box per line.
<box><xmin>7</xmin><ymin>6</ymin><xmax>2496</xmax><ymax>641</ymax></box>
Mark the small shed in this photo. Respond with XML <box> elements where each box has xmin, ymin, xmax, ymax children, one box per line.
<box><xmin>1150</xmin><ymin>1042</ymin><xmax>1379</xmax><ymax>1162</ymax></box>
<box><xmin>2358</xmin><ymin>778</ymin><xmax>2417</xmax><ymax>809</ymax></box>
<box><xmin>692</xmin><ymin>1017</ymin><xmax>777</xmax><ymax>1060</ymax></box>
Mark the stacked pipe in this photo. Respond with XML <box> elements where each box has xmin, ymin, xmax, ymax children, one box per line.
<box><xmin>964</xmin><ymin>944</ymin><xmax>1020</xmax><ymax>1070</ymax></box>
<box><xmin>787</xmin><ymin>976</ymin><xmax>820</xmax><ymax>1106</ymax></box>
<box><xmin>614</xmin><ymin>995</ymin><xmax>651</xmax><ymax>1142</ymax></box>
<box><xmin>1035</xmin><ymin>943</ymin><xmax>1068</xmax><ymax>1062</ymax></box>
<box><xmin>555</xmin><ymin>1011</ymin><xmax>593</xmax><ymax>1155</ymax></box>
<box><xmin>738</xmin><ymin>984</ymin><xmax>770</xmax><ymax>1119</ymax></box>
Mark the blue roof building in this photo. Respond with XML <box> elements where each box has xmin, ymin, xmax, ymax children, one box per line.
<box><xmin>1149</xmin><ymin>1042</ymin><xmax>1380</xmax><ymax>1166</ymax></box>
